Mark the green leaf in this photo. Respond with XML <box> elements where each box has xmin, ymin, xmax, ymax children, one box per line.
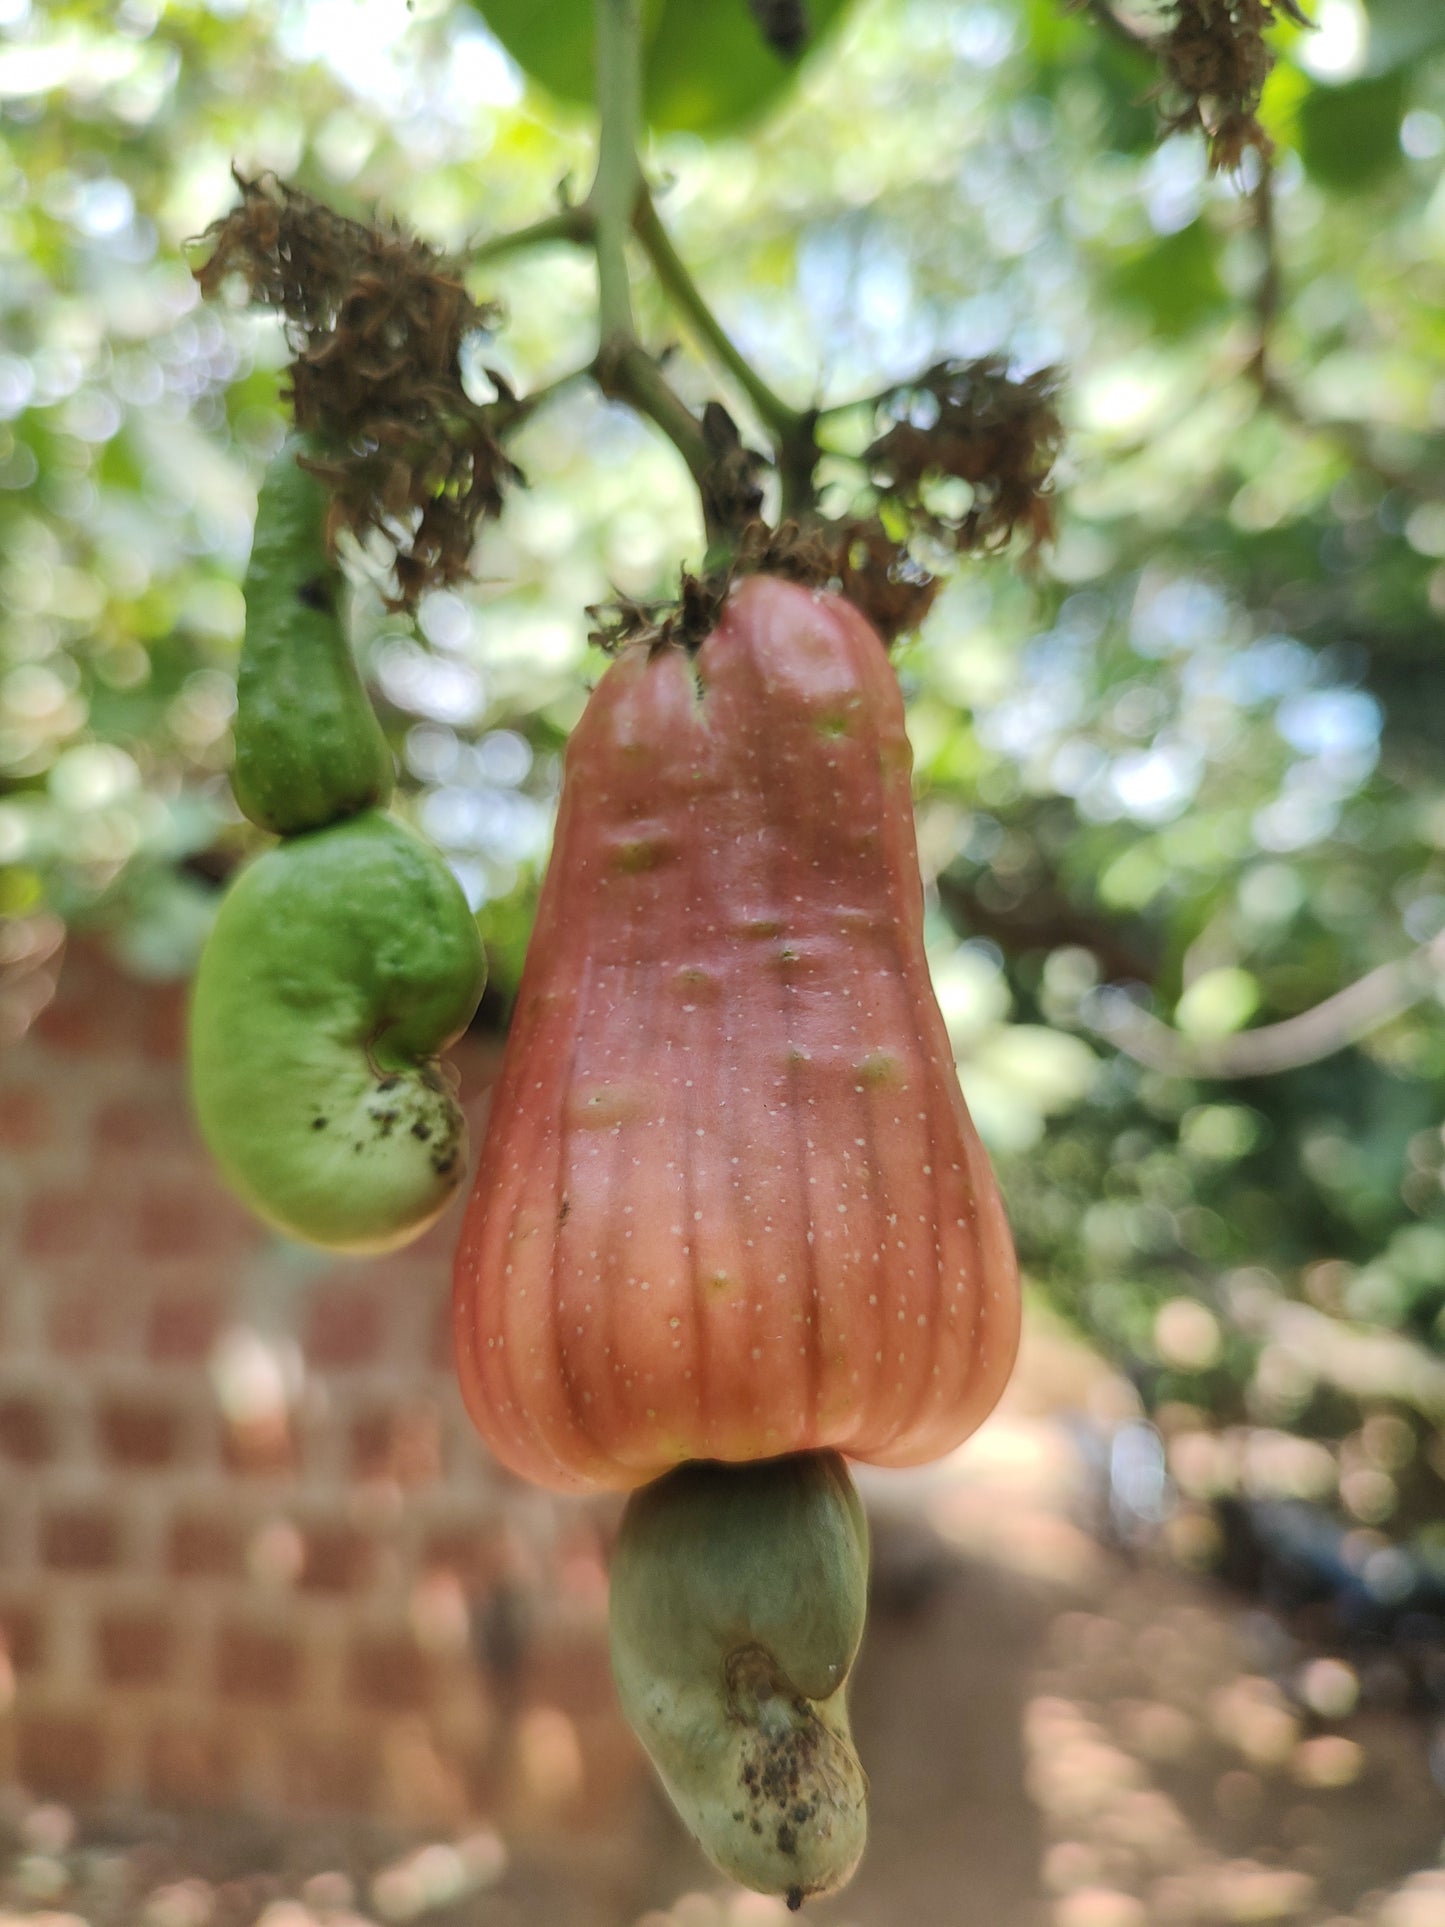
<box><xmin>644</xmin><ymin>0</ymin><xmax>852</xmax><ymax>134</ymax></box>
<box><xmin>465</xmin><ymin>0</ymin><xmax>620</xmax><ymax>111</ymax></box>
<box><xmin>1362</xmin><ymin>0</ymin><xmax>1445</xmax><ymax>75</ymax></box>
<box><xmin>1106</xmin><ymin>219</ymin><xmax>1227</xmax><ymax>341</ymax></box>
<box><xmin>1092</xmin><ymin>36</ymin><xmax>1159</xmax><ymax>156</ymax></box>
<box><xmin>1297</xmin><ymin>71</ymin><xmax>1407</xmax><ymax>191</ymax></box>
<box><xmin>469</xmin><ymin>0</ymin><xmax>854</xmax><ymax>135</ymax></box>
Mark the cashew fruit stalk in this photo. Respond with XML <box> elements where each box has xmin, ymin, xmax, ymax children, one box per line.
<box><xmin>231</xmin><ymin>436</ymin><xmax>395</xmax><ymax>838</ymax></box>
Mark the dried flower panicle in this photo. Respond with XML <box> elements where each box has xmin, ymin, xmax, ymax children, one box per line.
<box><xmin>1158</xmin><ymin>0</ymin><xmax>1310</xmax><ymax>171</ymax></box>
<box><xmin>833</xmin><ymin>518</ymin><xmax>941</xmax><ymax>642</ymax></box>
<box><xmin>193</xmin><ymin>171</ymin><xmax>516</xmax><ymax>607</ymax></box>
<box><xmin>866</xmin><ymin>357</ymin><xmax>1064</xmax><ymax>559</ymax></box>
<box><xmin>587</xmin><ymin>515</ymin><xmax>939</xmax><ymax>658</ymax></box>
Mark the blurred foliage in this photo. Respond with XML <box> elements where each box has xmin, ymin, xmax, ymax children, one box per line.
<box><xmin>470</xmin><ymin>0</ymin><xmax>855</xmax><ymax>133</ymax></box>
<box><xmin>3</xmin><ymin>0</ymin><xmax>1445</xmax><ymax>1569</ymax></box>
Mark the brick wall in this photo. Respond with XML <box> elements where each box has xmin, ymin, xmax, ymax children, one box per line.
<box><xmin>0</xmin><ymin>939</ymin><xmax>637</xmax><ymax>1832</ymax></box>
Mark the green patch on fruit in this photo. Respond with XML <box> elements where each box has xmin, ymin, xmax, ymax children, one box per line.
<box><xmin>855</xmin><ymin>1052</ymin><xmax>902</xmax><ymax>1088</ymax></box>
<box><xmin>614</xmin><ymin>836</ymin><xmax>671</xmax><ymax>873</ymax></box>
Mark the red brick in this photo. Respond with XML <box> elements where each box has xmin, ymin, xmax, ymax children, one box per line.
<box><xmin>148</xmin><ymin>1292</ymin><xmax>224</xmax><ymax>1363</ymax></box>
<box><xmin>220</xmin><ymin>1413</ymin><xmax>298</xmax><ymax>1477</ymax></box>
<box><xmin>97</xmin><ymin>1394</ymin><xmax>182</xmax><ymax>1469</ymax></box>
<box><xmin>0</xmin><ymin>1601</ymin><xmax>43</xmax><ymax>1672</ymax></box>
<box><xmin>304</xmin><ymin>1282</ymin><xmax>384</xmax><ymax>1370</ymax></box>
<box><xmin>347</xmin><ymin>1632</ymin><xmax>433</xmax><ymax>1712</ymax></box>
<box><xmin>32</xmin><ymin>995</ymin><xmax>111</xmax><ymax>1054</ymax></box>
<box><xmin>96</xmin><ymin>1610</ymin><xmax>174</xmax><ymax>1686</ymax></box>
<box><xmin>17</xmin><ymin>1711</ymin><xmax>106</xmax><ymax>1798</ymax></box>
<box><xmin>423</xmin><ymin>1528</ymin><xmax>491</xmax><ymax>1588</ymax></box>
<box><xmin>522</xmin><ymin>1630</ymin><xmax>618</xmax><ymax>1718</ymax></box>
<box><xmin>0</xmin><ymin>1395</ymin><xmax>53</xmax><ymax>1465</ymax></box>
<box><xmin>0</xmin><ymin>1083</ymin><xmax>50</xmax><ymax>1150</ymax></box>
<box><xmin>47</xmin><ymin>1286</ymin><xmax>115</xmax><ymax>1359</ymax></box>
<box><xmin>23</xmin><ymin>1181</ymin><xmax>129</xmax><ymax>1259</ymax></box>
<box><xmin>41</xmin><ymin>1505</ymin><xmax>119</xmax><ymax>1571</ymax></box>
<box><xmin>93</xmin><ymin>1093</ymin><xmax>195</xmax><ymax>1159</ymax></box>
<box><xmin>350</xmin><ymin>1403</ymin><xmax>444</xmax><ymax>1485</ymax></box>
<box><xmin>140</xmin><ymin>983</ymin><xmax>188</xmax><ymax>1062</ymax></box>
<box><xmin>146</xmin><ymin>1721</ymin><xmax>239</xmax><ymax>1806</ymax></box>
<box><xmin>168</xmin><ymin>1512</ymin><xmax>244</xmax><ymax>1580</ymax></box>
<box><xmin>135</xmin><ymin>1184</ymin><xmax>222</xmax><ymax>1261</ymax></box>
<box><xmin>300</xmin><ymin>1524</ymin><xmax>375</xmax><ymax>1595</ymax></box>
<box><xmin>216</xmin><ymin>1622</ymin><xmax>301</xmax><ymax>1702</ymax></box>
<box><xmin>284</xmin><ymin>1731</ymin><xmax>379</xmax><ymax>1810</ymax></box>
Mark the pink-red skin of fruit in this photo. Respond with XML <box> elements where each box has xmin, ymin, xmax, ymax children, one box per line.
<box><xmin>453</xmin><ymin>575</ymin><xmax>1021</xmax><ymax>1493</ymax></box>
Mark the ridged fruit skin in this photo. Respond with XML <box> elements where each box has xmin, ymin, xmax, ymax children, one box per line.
<box><xmin>453</xmin><ymin>574</ymin><xmax>1020</xmax><ymax>1491</ymax></box>
<box><xmin>231</xmin><ymin>437</ymin><xmax>395</xmax><ymax>837</ymax></box>
<box><xmin>190</xmin><ymin>810</ymin><xmax>485</xmax><ymax>1253</ymax></box>
<box><xmin>609</xmin><ymin>1453</ymin><xmax>869</xmax><ymax>1902</ymax></box>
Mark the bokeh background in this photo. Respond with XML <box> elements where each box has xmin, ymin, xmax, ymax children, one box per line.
<box><xmin>2</xmin><ymin>0</ymin><xmax>1445</xmax><ymax>1922</ymax></box>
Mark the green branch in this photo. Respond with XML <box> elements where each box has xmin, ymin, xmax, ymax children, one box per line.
<box><xmin>634</xmin><ymin>188</ymin><xmax>820</xmax><ymax>519</ymax></box>
<box><xmin>583</xmin><ymin>0</ymin><xmax>726</xmax><ymax>532</ymax></box>
<box><xmin>469</xmin><ymin>0</ymin><xmax>825</xmax><ymax>537</ymax></box>
<box><xmin>633</xmin><ymin>189</ymin><xmax>797</xmax><ymax>442</ymax></box>
<box><xmin>593</xmin><ymin>338</ymin><xmax>714</xmax><ymax>491</ymax></box>
<box><xmin>468</xmin><ymin>205</ymin><xmax>594</xmax><ymax>270</ymax></box>
<box><xmin>590</xmin><ymin>0</ymin><xmax>644</xmax><ymax>342</ymax></box>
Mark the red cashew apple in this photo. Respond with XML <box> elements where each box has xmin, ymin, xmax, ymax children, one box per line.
<box><xmin>452</xmin><ymin>572</ymin><xmax>1020</xmax><ymax>1493</ymax></box>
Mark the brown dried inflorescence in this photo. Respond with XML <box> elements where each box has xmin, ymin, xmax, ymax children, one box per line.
<box><xmin>588</xmin><ymin>515</ymin><xmax>939</xmax><ymax>657</ymax></box>
<box><xmin>193</xmin><ymin>172</ymin><xmax>516</xmax><ymax>607</ymax></box>
<box><xmin>865</xmin><ymin>357</ymin><xmax>1064</xmax><ymax>561</ymax></box>
<box><xmin>1158</xmin><ymin>0</ymin><xmax>1310</xmax><ymax>171</ymax></box>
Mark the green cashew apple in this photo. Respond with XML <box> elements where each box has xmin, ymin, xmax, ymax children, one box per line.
<box><xmin>231</xmin><ymin>437</ymin><xmax>395</xmax><ymax>837</ymax></box>
<box><xmin>609</xmin><ymin>1453</ymin><xmax>869</xmax><ymax>1906</ymax></box>
<box><xmin>190</xmin><ymin>810</ymin><xmax>485</xmax><ymax>1253</ymax></box>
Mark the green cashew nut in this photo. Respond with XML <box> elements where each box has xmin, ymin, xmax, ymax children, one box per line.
<box><xmin>190</xmin><ymin>810</ymin><xmax>485</xmax><ymax>1253</ymax></box>
<box><xmin>231</xmin><ymin>437</ymin><xmax>395</xmax><ymax>837</ymax></box>
<box><xmin>609</xmin><ymin>1453</ymin><xmax>869</xmax><ymax>1906</ymax></box>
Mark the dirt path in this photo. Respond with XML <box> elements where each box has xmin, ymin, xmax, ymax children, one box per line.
<box><xmin>2</xmin><ymin>1338</ymin><xmax>1442</xmax><ymax>1927</ymax></box>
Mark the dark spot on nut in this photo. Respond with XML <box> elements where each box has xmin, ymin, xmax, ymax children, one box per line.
<box><xmin>376</xmin><ymin>1075</ymin><xmax>400</xmax><ymax>1093</ymax></box>
<box><xmin>786</xmin><ymin>1888</ymin><xmax>803</xmax><ymax>1913</ymax></box>
<box><xmin>296</xmin><ymin>574</ymin><xmax>335</xmax><ymax>615</ymax></box>
<box><xmin>311</xmin><ymin>1117</ymin><xmax>327</xmax><ymax>1130</ymax></box>
<box><xmin>776</xmin><ymin>1823</ymin><xmax>796</xmax><ymax>1856</ymax></box>
<box><xmin>410</xmin><ymin>1121</ymin><xmax>432</xmax><ymax>1141</ymax></box>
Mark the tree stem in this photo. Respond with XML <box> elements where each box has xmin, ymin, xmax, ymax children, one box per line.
<box><xmin>584</xmin><ymin>0</ymin><xmax>732</xmax><ymax>534</ymax></box>
<box><xmin>594</xmin><ymin>338</ymin><xmax>715</xmax><ymax>490</ymax></box>
<box><xmin>591</xmin><ymin>0</ymin><xmax>644</xmax><ymax>343</ymax></box>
